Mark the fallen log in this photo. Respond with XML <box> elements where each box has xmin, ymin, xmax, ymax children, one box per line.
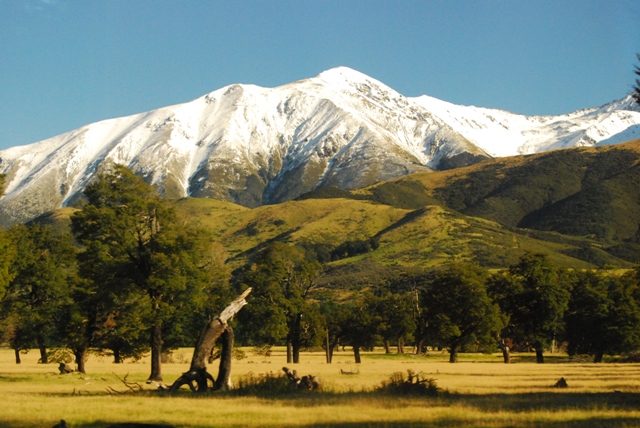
<box><xmin>168</xmin><ymin>288</ymin><xmax>251</xmax><ymax>393</ymax></box>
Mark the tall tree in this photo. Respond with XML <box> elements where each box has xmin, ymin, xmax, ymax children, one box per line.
<box><xmin>239</xmin><ymin>243</ymin><xmax>322</xmax><ymax>363</ymax></box>
<box><xmin>419</xmin><ymin>264</ymin><xmax>503</xmax><ymax>363</ymax></box>
<box><xmin>2</xmin><ymin>224</ymin><xmax>76</xmax><ymax>364</ymax></box>
<box><xmin>372</xmin><ymin>291</ymin><xmax>416</xmax><ymax>354</ymax></box>
<box><xmin>565</xmin><ymin>271</ymin><xmax>640</xmax><ymax>362</ymax></box>
<box><xmin>71</xmin><ymin>164</ymin><xmax>219</xmax><ymax>380</ymax></box>
<box><xmin>338</xmin><ymin>294</ymin><xmax>382</xmax><ymax>364</ymax></box>
<box><xmin>488</xmin><ymin>253</ymin><xmax>570</xmax><ymax>363</ymax></box>
<box><xmin>633</xmin><ymin>53</ymin><xmax>640</xmax><ymax>105</ymax></box>
<box><xmin>0</xmin><ymin>174</ymin><xmax>15</xmax><ymax>300</ymax></box>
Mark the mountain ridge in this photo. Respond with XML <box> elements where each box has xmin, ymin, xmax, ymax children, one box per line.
<box><xmin>1</xmin><ymin>66</ymin><xmax>639</xmax><ymax>225</ymax></box>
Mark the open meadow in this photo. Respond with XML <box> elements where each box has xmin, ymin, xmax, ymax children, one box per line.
<box><xmin>1</xmin><ymin>348</ymin><xmax>640</xmax><ymax>427</ymax></box>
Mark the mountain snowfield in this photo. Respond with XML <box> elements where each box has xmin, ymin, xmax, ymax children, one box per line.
<box><xmin>1</xmin><ymin>67</ymin><xmax>639</xmax><ymax>225</ymax></box>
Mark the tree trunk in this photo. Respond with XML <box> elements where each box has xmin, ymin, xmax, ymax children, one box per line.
<box><xmin>415</xmin><ymin>339</ymin><xmax>425</xmax><ymax>355</ymax></box>
<box><xmin>593</xmin><ymin>349</ymin><xmax>605</xmax><ymax>363</ymax></box>
<box><xmin>113</xmin><ymin>347</ymin><xmax>122</xmax><ymax>364</ymax></box>
<box><xmin>535</xmin><ymin>347</ymin><xmax>545</xmax><ymax>364</ymax></box>
<box><xmin>168</xmin><ymin>288</ymin><xmax>251</xmax><ymax>393</ymax></box>
<box><xmin>326</xmin><ymin>335</ymin><xmax>340</xmax><ymax>364</ymax></box>
<box><xmin>37</xmin><ymin>332</ymin><xmax>48</xmax><ymax>364</ymax></box>
<box><xmin>449</xmin><ymin>345</ymin><xmax>459</xmax><ymax>363</ymax></box>
<box><xmin>384</xmin><ymin>340</ymin><xmax>391</xmax><ymax>354</ymax></box>
<box><xmin>286</xmin><ymin>340</ymin><xmax>293</xmax><ymax>364</ymax></box>
<box><xmin>292</xmin><ymin>341</ymin><xmax>301</xmax><ymax>364</ymax></box>
<box><xmin>214</xmin><ymin>327</ymin><xmax>234</xmax><ymax>390</ymax></box>
<box><xmin>498</xmin><ymin>339</ymin><xmax>511</xmax><ymax>364</ymax></box>
<box><xmin>398</xmin><ymin>338</ymin><xmax>405</xmax><ymax>354</ymax></box>
<box><xmin>74</xmin><ymin>347</ymin><xmax>87</xmax><ymax>373</ymax></box>
<box><xmin>14</xmin><ymin>348</ymin><xmax>21</xmax><ymax>364</ymax></box>
<box><xmin>353</xmin><ymin>345</ymin><xmax>361</xmax><ymax>364</ymax></box>
<box><xmin>325</xmin><ymin>330</ymin><xmax>332</xmax><ymax>364</ymax></box>
<box><xmin>149</xmin><ymin>320</ymin><xmax>163</xmax><ymax>381</ymax></box>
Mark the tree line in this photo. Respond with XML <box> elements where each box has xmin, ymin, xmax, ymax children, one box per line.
<box><xmin>238</xmin><ymin>247</ymin><xmax>640</xmax><ymax>365</ymax></box>
<box><xmin>1</xmin><ymin>166</ymin><xmax>640</xmax><ymax>381</ymax></box>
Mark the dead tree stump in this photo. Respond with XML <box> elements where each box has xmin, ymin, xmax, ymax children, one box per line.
<box><xmin>214</xmin><ymin>327</ymin><xmax>234</xmax><ymax>390</ymax></box>
<box><xmin>282</xmin><ymin>366</ymin><xmax>321</xmax><ymax>391</ymax></box>
<box><xmin>168</xmin><ymin>288</ymin><xmax>251</xmax><ymax>393</ymax></box>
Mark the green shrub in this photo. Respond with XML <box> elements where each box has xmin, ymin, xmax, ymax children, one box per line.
<box><xmin>234</xmin><ymin>371</ymin><xmax>294</xmax><ymax>395</ymax></box>
<box><xmin>375</xmin><ymin>369</ymin><xmax>440</xmax><ymax>396</ymax></box>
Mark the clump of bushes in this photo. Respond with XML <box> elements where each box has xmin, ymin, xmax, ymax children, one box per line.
<box><xmin>252</xmin><ymin>344</ymin><xmax>273</xmax><ymax>357</ymax></box>
<box><xmin>330</xmin><ymin>237</ymin><xmax>380</xmax><ymax>261</ymax></box>
<box><xmin>233</xmin><ymin>369</ymin><xmax>322</xmax><ymax>395</ymax></box>
<box><xmin>375</xmin><ymin>369</ymin><xmax>440</xmax><ymax>397</ymax></box>
<box><xmin>233</xmin><ymin>371</ymin><xmax>298</xmax><ymax>395</ymax></box>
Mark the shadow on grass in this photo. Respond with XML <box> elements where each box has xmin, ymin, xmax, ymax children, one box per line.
<box><xmin>447</xmin><ymin>391</ymin><xmax>640</xmax><ymax>412</ymax></box>
<box><xmin>9</xmin><ymin>415</ymin><xmax>640</xmax><ymax>428</ymax></box>
<box><xmin>0</xmin><ymin>417</ymin><xmax>640</xmax><ymax>428</ymax></box>
<box><xmin>298</xmin><ymin>419</ymin><xmax>640</xmax><ymax>428</ymax></box>
<box><xmin>3</xmin><ymin>392</ymin><xmax>640</xmax><ymax>428</ymax></box>
<box><xmin>166</xmin><ymin>387</ymin><xmax>640</xmax><ymax>412</ymax></box>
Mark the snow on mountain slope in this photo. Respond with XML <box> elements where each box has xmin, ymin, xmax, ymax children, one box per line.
<box><xmin>0</xmin><ymin>66</ymin><xmax>638</xmax><ymax>225</ymax></box>
<box><xmin>412</xmin><ymin>94</ymin><xmax>640</xmax><ymax>157</ymax></box>
<box><xmin>0</xmin><ymin>67</ymin><xmax>481</xmax><ymax>225</ymax></box>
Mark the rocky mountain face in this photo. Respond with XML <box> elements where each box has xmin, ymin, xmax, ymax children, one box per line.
<box><xmin>1</xmin><ymin>67</ymin><xmax>638</xmax><ymax>225</ymax></box>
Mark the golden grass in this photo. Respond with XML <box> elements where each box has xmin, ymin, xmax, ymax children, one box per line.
<box><xmin>2</xmin><ymin>347</ymin><xmax>640</xmax><ymax>427</ymax></box>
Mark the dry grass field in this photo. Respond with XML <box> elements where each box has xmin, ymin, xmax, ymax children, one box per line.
<box><xmin>1</xmin><ymin>347</ymin><xmax>640</xmax><ymax>427</ymax></box>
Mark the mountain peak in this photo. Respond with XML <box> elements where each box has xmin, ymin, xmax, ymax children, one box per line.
<box><xmin>314</xmin><ymin>67</ymin><xmax>384</xmax><ymax>89</ymax></box>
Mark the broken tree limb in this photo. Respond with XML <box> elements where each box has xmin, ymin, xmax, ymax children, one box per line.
<box><xmin>113</xmin><ymin>372</ymin><xmax>143</xmax><ymax>392</ymax></box>
<box><xmin>168</xmin><ymin>288</ymin><xmax>251</xmax><ymax>393</ymax></box>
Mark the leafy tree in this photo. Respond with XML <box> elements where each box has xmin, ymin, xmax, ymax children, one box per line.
<box><xmin>371</xmin><ymin>291</ymin><xmax>416</xmax><ymax>354</ymax></box>
<box><xmin>318</xmin><ymin>299</ymin><xmax>344</xmax><ymax>363</ymax></box>
<box><xmin>633</xmin><ymin>53</ymin><xmax>640</xmax><ymax>105</ymax></box>
<box><xmin>2</xmin><ymin>224</ymin><xmax>76</xmax><ymax>364</ymax></box>
<box><xmin>488</xmin><ymin>253</ymin><xmax>570</xmax><ymax>363</ymax></box>
<box><xmin>419</xmin><ymin>264</ymin><xmax>502</xmax><ymax>363</ymax></box>
<box><xmin>56</xmin><ymin>265</ymin><xmax>111</xmax><ymax>373</ymax></box>
<box><xmin>0</xmin><ymin>174</ymin><xmax>15</xmax><ymax>303</ymax></box>
<box><xmin>565</xmin><ymin>271</ymin><xmax>640</xmax><ymax>362</ymax></box>
<box><xmin>338</xmin><ymin>294</ymin><xmax>382</xmax><ymax>363</ymax></box>
<box><xmin>98</xmin><ymin>288</ymin><xmax>152</xmax><ymax>363</ymax></box>
<box><xmin>0</xmin><ymin>312</ymin><xmax>30</xmax><ymax>363</ymax></box>
<box><xmin>239</xmin><ymin>243</ymin><xmax>322</xmax><ymax>363</ymax></box>
<box><xmin>71</xmin><ymin>164</ymin><xmax>219</xmax><ymax>380</ymax></box>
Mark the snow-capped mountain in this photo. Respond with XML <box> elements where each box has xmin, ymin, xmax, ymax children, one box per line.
<box><xmin>0</xmin><ymin>67</ymin><xmax>639</xmax><ymax>225</ymax></box>
<box><xmin>413</xmin><ymin>94</ymin><xmax>640</xmax><ymax>157</ymax></box>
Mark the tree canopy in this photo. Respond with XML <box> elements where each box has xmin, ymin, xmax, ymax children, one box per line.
<box><xmin>419</xmin><ymin>264</ymin><xmax>503</xmax><ymax>363</ymax></box>
<box><xmin>488</xmin><ymin>253</ymin><xmax>571</xmax><ymax>363</ymax></box>
<box><xmin>71</xmin><ymin>164</ymin><xmax>222</xmax><ymax>379</ymax></box>
<box><xmin>565</xmin><ymin>270</ymin><xmax>640</xmax><ymax>362</ymax></box>
<box><xmin>238</xmin><ymin>243</ymin><xmax>322</xmax><ymax>363</ymax></box>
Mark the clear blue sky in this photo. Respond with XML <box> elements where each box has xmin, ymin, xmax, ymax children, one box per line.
<box><xmin>1</xmin><ymin>0</ymin><xmax>639</xmax><ymax>150</ymax></box>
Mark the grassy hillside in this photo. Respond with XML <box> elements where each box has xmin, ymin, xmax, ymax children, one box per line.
<box><xmin>343</xmin><ymin>140</ymin><xmax>640</xmax><ymax>261</ymax></box>
<box><xmin>32</xmin><ymin>188</ymin><xmax>632</xmax><ymax>281</ymax></box>
<box><xmin>171</xmin><ymin>197</ymin><xmax>630</xmax><ymax>283</ymax></box>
